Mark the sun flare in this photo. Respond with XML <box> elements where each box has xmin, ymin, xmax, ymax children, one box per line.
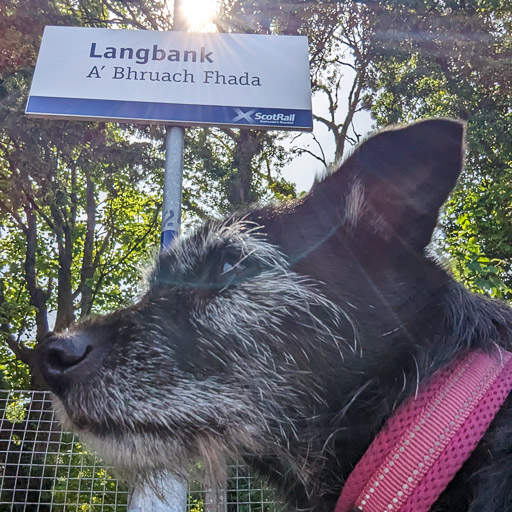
<box><xmin>180</xmin><ymin>0</ymin><xmax>218</xmax><ymax>31</ymax></box>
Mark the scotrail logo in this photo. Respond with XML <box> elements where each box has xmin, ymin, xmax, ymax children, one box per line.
<box><xmin>231</xmin><ymin>108</ymin><xmax>296</xmax><ymax>126</ymax></box>
<box><xmin>232</xmin><ymin>108</ymin><xmax>257</xmax><ymax>123</ymax></box>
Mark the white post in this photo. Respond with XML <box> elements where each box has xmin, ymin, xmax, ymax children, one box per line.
<box><xmin>128</xmin><ymin>1</ymin><xmax>189</xmax><ymax>511</ymax></box>
<box><xmin>128</xmin><ymin>474</ymin><xmax>188</xmax><ymax>512</ymax></box>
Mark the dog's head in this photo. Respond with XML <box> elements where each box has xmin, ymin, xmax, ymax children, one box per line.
<box><xmin>37</xmin><ymin>119</ymin><xmax>465</xmax><ymax>486</ymax></box>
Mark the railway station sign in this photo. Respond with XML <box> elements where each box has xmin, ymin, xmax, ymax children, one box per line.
<box><xmin>26</xmin><ymin>26</ymin><xmax>313</xmax><ymax>130</ymax></box>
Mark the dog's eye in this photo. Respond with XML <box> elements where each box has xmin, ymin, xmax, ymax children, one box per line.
<box><xmin>220</xmin><ymin>254</ymin><xmax>247</xmax><ymax>278</ymax></box>
<box><xmin>208</xmin><ymin>250</ymin><xmax>252</xmax><ymax>290</ymax></box>
<box><xmin>222</xmin><ymin>261</ymin><xmax>235</xmax><ymax>274</ymax></box>
<box><xmin>194</xmin><ymin>249</ymin><xmax>258</xmax><ymax>295</ymax></box>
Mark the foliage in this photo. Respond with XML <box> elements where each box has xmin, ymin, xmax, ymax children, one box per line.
<box><xmin>2</xmin><ymin>0</ymin><xmax>509</xmax><ymax>380</ymax></box>
<box><xmin>50</xmin><ymin>438</ymin><xmax>128</xmax><ymax>511</ymax></box>
<box><xmin>364</xmin><ymin>0</ymin><xmax>512</xmax><ymax>299</ymax></box>
<box><xmin>224</xmin><ymin>1</ymin><xmax>376</xmax><ymax>165</ymax></box>
<box><xmin>0</xmin><ymin>0</ymin><xmax>171</xmax><ymax>389</ymax></box>
<box><xmin>187</xmin><ymin>466</ymin><xmax>279</xmax><ymax>512</ymax></box>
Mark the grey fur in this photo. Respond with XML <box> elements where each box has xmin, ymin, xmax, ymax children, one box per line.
<box><xmin>51</xmin><ymin>217</ymin><xmax>356</xmax><ymax>497</ymax></box>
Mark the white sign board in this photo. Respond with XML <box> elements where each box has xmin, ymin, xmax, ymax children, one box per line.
<box><xmin>26</xmin><ymin>26</ymin><xmax>312</xmax><ymax>130</ymax></box>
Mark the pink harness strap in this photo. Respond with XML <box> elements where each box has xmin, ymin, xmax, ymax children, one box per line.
<box><xmin>336</xmin><ymin>349</ymin><xmax>512</xmax><ymax>512</ymax></box>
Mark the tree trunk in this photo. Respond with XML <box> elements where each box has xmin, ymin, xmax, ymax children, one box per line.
<box><xmin>53</xmin><ymin>204</ymin><xmax>75</xmax><ymax>332</ymax></box>
<box><xmin>80</xmin><ymin>173</ymin><xmax>96</xmax><ymax>318</ymax></box>
<box><xmin>227</xmin><ymin>130</ymin><xmax>263</xmax><ymax>209</ymax></box>
<box><xmin>24</xmin><ymin>206</ymin><xmax>48</xmax><ymax>342</ymax></box>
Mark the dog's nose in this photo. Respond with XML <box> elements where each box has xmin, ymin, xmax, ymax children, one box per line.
<box><xmin>44</xmin><ymin>333</ymin><xmax>92</xmax><ymax>369</ymax></box>
<box><xmin>38</xmin><ymin>331</ymin><xmax>95</xmax><ymax>394</ymax></box>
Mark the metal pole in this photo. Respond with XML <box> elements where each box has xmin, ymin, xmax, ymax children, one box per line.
<box><xmin>128</xmin><ymin>1</ymin><xmax>189</xmax><ymax>510</ymax></box>
<box><xmin>127</xmin><ymin>133</ymin><xmax>188</xmax><ymax>510</ymax></box>
<box><xmin>160</xmin><ymin>0</ymin><xmax>187</xmax><ymax>248</ymax></box>
<box><xmin>127</xmin><ymin>136</ymin><xmax>188</xmax><ymax>509</ymax></box>
<box><xmin>126</xmin><ymin>144</ymin><xmax>189</xmax><ymax>507</ymax></box>
<box><xmin>161</xmin><ymin>126</ymin><xmax>185</xmax><ymax>247</ymax></box>
<box><xmin>127</xmin><ymin>130</ymin><xmax>189</xmax><ymax>512</ymax></box>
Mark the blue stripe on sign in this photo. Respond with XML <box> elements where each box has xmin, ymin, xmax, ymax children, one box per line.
<box><xmin>26</xmin><ymin>96</ymin><xmax>313</xmax><ymax>130</ymax></box>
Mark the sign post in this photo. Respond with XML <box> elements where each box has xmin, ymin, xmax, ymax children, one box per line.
<box><xmin>130</xmin><ymin>2</ymin><xmax>188</xmax><ymax>507</ymax></box>
<box><xmin>26</xmin><ymin>18</ymin><xmax>312</xmax><ymax>512</ymax></box>
<box><xmin>136</xmin><ymin>4</ymin><xmax>187</xmax><ymax>507</ymax></box>
<box><xmin>161</xmin><ymin>125</ymin><xmax>185</xmax><ymax>247</ymax></box>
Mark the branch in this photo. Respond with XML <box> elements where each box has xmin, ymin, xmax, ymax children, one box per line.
<box><xmin>23</xmin><ymin>205</ymin><xmax>49</xmax><ymax>341</ymax></box>
<box><xmin>336</xmin><ymin>60</ymin><xmax>358</xmax><ymax>72</ymax></box>
<box><xmin>69</xmin><ymin>163</ymin><xmax>78</xmax><ymax>230</ymax></box>
<box><xmin>78</xmin><ymin>172</ymin><xmax>96</xmax><ymax>317</ymax></box>
<box><xmin>72</xmin><ymin>224</ymin><xmax>112</xmax><ymax>302</ymax></box>
<box><xmin>295</xmin><ymin>147</ymin><xmax>328</xmax><ymax>167</ymax></box>
<box><xmin>130</xmin><ymin>2</ymin><xmax>160</xmax><ymax>30</ymax></box>
<box><xmin>0</xmin><ymin>283</ymin><xmax>35</xmax><ymax>367</ymax></box>
<box><xmin>313</xmin><ymin>114</ymin><xmax>338</xmax><ymax>134</ymax></box>
<box><xmin>182</xmin><ymin>198</ymin><xmax>211</xmax><ymax>220</ymax></box>
<box><xmin>310</xmin><ymin>133</ymin><xmax>328</xmax><ymax>166</ymax></box>
<box><xmin>220</xmin><ymin>127</ymin><xmax>238</xmax><ymax>141</ymax></box>
<box><xmin>0</xmin><ymin>199</ymin><xmax>28</xmax><ymax>234</ymax></box>
<box><xmin>104</xmin><ymin>3</ymin><xmax>147</xmax><ymax>29</ymax></box>
<box><xmin>309</xmin><ymin>18</ymin><xmax>339</xmax><ymax>76</ymax></box>
<box><xmin>351</xmin><ymin>119</ymin><xmax>364</xmax><ymax>145</ymax></box>
<box><xmin>90</xmin><ymin>206</ymin><xmax>160</xmax><ymax>308</ymax></box>
<box><xmin>315</xmin><ymin>83</ymin><xmax>338</xmax><ymax>127</ymax></box>
<box><xmin>335</xmin><ymin>59</ymin><xmax>368</xmax><ymax>162</ymax></box>
<box><xmin>21</xmin><ymin>185</ymin><xmax>56</xmax><ymax>231</ymax></box>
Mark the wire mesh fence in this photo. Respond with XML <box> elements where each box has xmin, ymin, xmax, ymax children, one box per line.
<box><xmin>0</xmin><ymin>390</ymin><xmax>280</xmax><ymax>512</ymax></box>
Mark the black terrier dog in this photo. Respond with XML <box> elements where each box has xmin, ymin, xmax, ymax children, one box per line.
<box><xmin>38</xmin><ymin>119</ymin><xmax>512</xmax><ymax>511</ymax></box>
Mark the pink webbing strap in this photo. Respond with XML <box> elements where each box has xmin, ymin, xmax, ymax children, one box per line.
<box><xmin>336</xmin><ymin>349</ymin><xmax>512</xmax><ymax>512</ymax></box>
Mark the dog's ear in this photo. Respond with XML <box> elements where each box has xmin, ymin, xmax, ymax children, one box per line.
<box><xmin>256</xmin><ymin>119</ymin><xmax>465</xmax><ymax>262</ymax></box>
<box><xmin>312</xmin><ymin>119</ymin><xmax>464</xmax><ymax>250</ymax></box>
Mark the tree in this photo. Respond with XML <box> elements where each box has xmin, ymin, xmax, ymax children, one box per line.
<box><xmin>363</xmin><ymin>0</ymin><xmax>512</xmax><ymax>299</ymax></box>
<box><xmin>218</xmin><ymin>1</ymin><xmax>375</xmax><ymax>167</ymax></box>
<box><xmin>0</xmin><ymin>0</ymin><xmax>165</xmax><ymax>387</ymax></box>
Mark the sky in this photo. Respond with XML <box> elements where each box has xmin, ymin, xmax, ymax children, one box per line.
<box><xmin>281</xmin><ymin>76</ymin><xmax>374</xmax><ymax>193</ymax></box>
